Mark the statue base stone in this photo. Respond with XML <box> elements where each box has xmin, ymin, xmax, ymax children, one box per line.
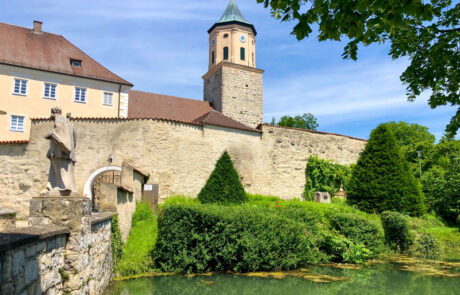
<box><xmin>29</xmin><ymin>192</ymin><xmax>92</xmax><ymax>294</ymax></box>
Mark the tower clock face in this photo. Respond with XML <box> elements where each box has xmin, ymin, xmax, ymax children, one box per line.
<box><xmin>240</xmin><ymin>34</ymin><xmax>246</xmax><ymax>43</ymax></box>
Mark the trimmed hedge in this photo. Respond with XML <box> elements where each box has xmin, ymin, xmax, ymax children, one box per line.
<box><xmin>347</xmin><ymin>124</ymin><xmax>425</xmax><ymax>216</ymax></box>
<box><xmin>381</xmin><ymin>211</ymin><xmax>413</xmax><ymax>252</ymax></box>
<box><xmin>153</xmin><ymin>204</ymin><xmax>320</xmax><ymax>273</ymax></box>
<box><xmin>330</xmin><ymin>213</ymin><xmax>384</xmax><ymax>255</ymax></box>
<box><xmin>198</xmin><ymin>151</ymin><xmax>247</xmax><ymax>205</ymax></box>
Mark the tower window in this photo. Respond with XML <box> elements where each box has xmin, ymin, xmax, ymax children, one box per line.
<box><xmin>212</xmin><ymin>51</ymin><xmax>215</xmax><ymax>64</ymax></box>
<box><xmin>223</xmin><ymin>33</ymin><xmax>229</xmax><ymax>38</ymax></box>
<box><xmin>223</xmin><ymin>47</ymin><xmax>229</xmax><ymax>60</ymax></box>
<box><xmin>240</xmin><ymin>47</ymin><xmax>245</xmax><ymax>61</ymax></box>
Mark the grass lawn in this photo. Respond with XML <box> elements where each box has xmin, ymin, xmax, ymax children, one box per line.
<box><xmin>115</xmin><ymin>202</ymin><xmax>158</xmax><ymax>276</ymax></box>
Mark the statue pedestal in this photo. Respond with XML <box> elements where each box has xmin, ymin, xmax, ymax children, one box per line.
<box><xmin>29</xmin><ymin>192</ymin><xmax>92</xmax><ymax>293</ymax></box>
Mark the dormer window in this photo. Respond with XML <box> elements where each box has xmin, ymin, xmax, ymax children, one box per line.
<box><xmin>70</xmin><ymin>59</ymin><xmax>82</xmax><ymax>67</ymax></box>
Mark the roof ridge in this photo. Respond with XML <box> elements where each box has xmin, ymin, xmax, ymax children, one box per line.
<box><xmin>0</xmin><ymin>21</ymin><xmax>63</xmax><ymax>38</ymax></box>
<box><xmin>130</xmin><ymin>90</ymin><xmax>211</xmax><ymax>105</ymax></box>
<box><xmin>59</xmin><ymin>35</ymin><xmax>132</xmax><ymax>86</ymax></box>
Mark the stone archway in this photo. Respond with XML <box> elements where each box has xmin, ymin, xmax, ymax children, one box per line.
<box><xmin>83</xmin><ymin>166</ymin><xmax>121</xmax><ymax>200</ymax></box>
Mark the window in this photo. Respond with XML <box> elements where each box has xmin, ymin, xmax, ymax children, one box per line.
<box><xmin>13</xmin><ymin>79</ymin><xmax>27</xmax><ymax>95</ymax></box>
<box><xmin>70</xmin><ymin>59</ymin><xmax>82</xmax><ymax>67</ymax></box>
<box><xmin>43</xmin><ymin>83</ymin><xmax>57</xmax><ymax>99</ymax></box>
<box><xmin>223</xmin><ymin>47</ymin><xmax>229</xmax><ymax>60</ymax></box>
<box><xmin>240</xmin><ymin>47</ymin><xmax>245</xmax><ymax>61</ymax></box>
<box><xmin>212</xmin><ymin>51</ymin><xmax>215</xmax><ymax>64</ymax></box>
<box><xmin>223</xmin><ymin>33</ymin><xmax>229</xmax><ymax>38</ymax></box>
<box><xmin>74</xmin><ymin>87</ymin><xmax>86</xmax><ymax>103</ymax></box>
<box><xmin>103</xmin><ymin>92</ymin><xmax>113</xmax><ymax>106</ymax></box>
<box><xmin>10</xmin><ymin>115</ymin><xmax>25</xmax><ymax>132</ymax></box>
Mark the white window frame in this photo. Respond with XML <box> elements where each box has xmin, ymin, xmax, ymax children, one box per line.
<box><xmin>102</xmin><ymin>92</ymin><xmax>113</xmax><ymax>106</ymax></box>
<box><xmin>74</xmin><ymin>87</ymin><xmax>87</xmax><ymax>103</ymax></box>
<box><xmin>43</xmin><ymin>82</ymin><xmax>58</xmax><ymax>100</ymax></box>
<box><xmin>12</xmin><ymin>78</ymin><xmax>28</xmax><ymax>96</ymax></box>
<box><xmin>9</xmin><ymin>114</ymin><xmax>26</xmax><ymax>132</ymax></box>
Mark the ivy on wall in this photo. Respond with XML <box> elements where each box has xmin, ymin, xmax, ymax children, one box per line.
<box><xmin>111</xmin><ymin>215</ymin><xmax>124</xmax><ymax>266</ymax></box>
<box><xmin>303</xmin><ymin>156</ymin><xmax>352</xmax><ymax>201</ymax></box>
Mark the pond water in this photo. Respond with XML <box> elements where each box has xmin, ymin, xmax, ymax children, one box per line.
<box><xmin>104</xmin><ymin>258</ymin><xmax>460</xmax><ymax>295</ymax></box>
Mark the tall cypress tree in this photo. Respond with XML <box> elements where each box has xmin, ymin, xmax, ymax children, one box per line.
<box><xmin>347</xmin><ymin>124</ymin><xmax>425</xmax><ymax>216</ymax></box>
<box><xmin>198</xmin><ymin>151</ymin><xmax>247</xmax><ymax>205</ymax></box>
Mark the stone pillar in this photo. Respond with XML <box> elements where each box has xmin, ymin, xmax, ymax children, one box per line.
<box><xmin>29</xmin><ymin>193</ymin><xmax>92</xmax><ymax>294</ymax></box>
<box><xmin>0</xmin><ymin>208</ymin><xmax>16</xmax><ymax>231</ymax></box>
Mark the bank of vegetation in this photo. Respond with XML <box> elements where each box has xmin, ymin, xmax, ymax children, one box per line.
<box><xmin>114</xmin><ymin>123</ymin><xmax>459</xmax><ymax>276</ymax></box>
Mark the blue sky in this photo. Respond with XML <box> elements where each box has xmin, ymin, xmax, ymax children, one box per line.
<box><xmin>1</xmin><ymin>0</ymin><xmax>457</xmax><ymax>140</ymax></box>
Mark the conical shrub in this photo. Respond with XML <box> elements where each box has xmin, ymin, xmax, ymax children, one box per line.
<box><xmin>198</xmin><ymin>151</ymin><xmax>247</xmax><ymax>204</ymax></box>
<box><xmin>347</xmin><ymin>124</ymin><xmax>425</xmax><ymax>216</ymax></box>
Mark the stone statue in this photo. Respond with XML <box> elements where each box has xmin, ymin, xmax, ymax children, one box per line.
<box><xmin>45</xmin><ymin>107</ymin><xmax>77</xmax><ymax>194</ymax></box>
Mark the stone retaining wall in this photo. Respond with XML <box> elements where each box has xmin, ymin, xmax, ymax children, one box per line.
<box><xmin>0</xmin><ymin>225</ymin><xmax>69</xmax><ymax>294</ymax></box>
<box><xmin>0</xmin><ymin>213</ymin><xmax>114</xmax><ymax>295</ymax></box>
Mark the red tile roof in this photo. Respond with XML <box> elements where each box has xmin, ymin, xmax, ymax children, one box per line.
<box><xmin>257</xmin><ymin>124</ymin><xmax>367</xmax><ymax>141</ymax></box>
<box><xmin>0</xmin><ymin>21</ymin><xmax>132</xmax><ymax>86</ymax></box>
<box><xmin>128</xmin><ymin>90</ymin><xmax>212</xmax><ymax>122</ymax></box>
<box><xmin>128</xmin><ymin>90</ymin><xmax>260</xmax><ymax>132</ymax></box>
<box><xmin>0</xmin><ymin>140</ymin><xmax>30</xmax><ymax>144</ymax></box>
<box><xmin>193</xmin><ymin>110</ymin><xmax>260</xmax><ymax>132</ymax></box>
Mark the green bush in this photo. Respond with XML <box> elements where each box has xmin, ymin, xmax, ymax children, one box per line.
<box><xmin>111</xmin><ymin>215</ymin><xmax>124</xmax><ymax>266</ymax></box>
<box><xmin>153</xmin><ymin>204</ymin><xmax>320</xmax><ymax>273</ymax></box>
<box><xmin>198</xmin><ymin>151</ymin><xmax>247</xmax><ymax>205</ymax></box>
<box><xmin>347</xmin><ymin>124</ymin><xmax>425</xmax><ymax>216</ymax></box>
<box><xmin>381</xmin><ymin>211</ymin><xmax>413</xmax><ymax>252</ymax></box>
<box><xmin>330</xmin><ymin>213</ymin><xmax>384</xmax><ymax>255</ymax></box>
<box><xmin>409</xmin><ymin>232</ymin><xmax>441</xmax><ymax>259</ymax></box>
<box><xmin>303</xmin><ymin>156</ymin><xmax>352</xmax><ymax>201</ymax></box>
<box><xmin>317</xmin><ymin>231</ymin><xmax>371</xmax><ymax>264</ymax></box>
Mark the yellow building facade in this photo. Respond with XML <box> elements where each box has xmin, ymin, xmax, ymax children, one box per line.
<box><xmin>0</xmin><ymin>21</ymin><xmax>132</xmax><ymax>141</ymax></box>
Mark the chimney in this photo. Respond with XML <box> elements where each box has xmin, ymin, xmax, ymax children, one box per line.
<box><xmin>33</xmin><ymin>20</ymin><xmax>43</xmax><ymax>33</ymax></box>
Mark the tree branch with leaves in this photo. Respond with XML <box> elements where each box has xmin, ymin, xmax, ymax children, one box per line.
<box><xmin>258</xmin><ymin>0</ymin><xmax>459</xmax><ymax>138</ymax></box>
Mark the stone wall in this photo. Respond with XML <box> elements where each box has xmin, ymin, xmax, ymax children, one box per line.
<box><xmin>116</xmin><ymin>190</ymin><xmax>135</xmax><ymax>242</ymax></box>
<box><xmin>204</xmin><ymin>63</ymin><xmax>264</xmax><ymax>128</ymax></box>
<box><xmin>0</xmin><ymin>213</ymin><xmax>114</xmax><ymax>295</ymax></box>
<box><xmin>0</xmin><ymin>118</ymin><xmax>365</xmax><ymax>220</ymax></box>
<box><xmin>0</xmin><ymin>225</ymin><xmax>68</xmax><ymax>294</ymax></box>
<box><xmin>88</xmin><ymin>216</ymin><xmax>113</xmax><ymax>294</ymax></box>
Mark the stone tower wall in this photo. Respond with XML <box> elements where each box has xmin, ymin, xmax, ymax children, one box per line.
<box><xmin>204</xmin><ymin>62</ymin><xmax>263</xmax><ymax>128</ymax></box>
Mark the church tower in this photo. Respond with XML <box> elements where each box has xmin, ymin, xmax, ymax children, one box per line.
<box><xmin>203</xmin><ymin>0</ymin><xmax>264</xmax><ymax>128</ymax></box>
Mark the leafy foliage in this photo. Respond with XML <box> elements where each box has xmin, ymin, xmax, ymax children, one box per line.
<box><xmin>384</xmin><ymin>121</ymin><xmax>436</xmax><ymax>176</ymax></box>
<box><xmin>347</xmin><ymin>124</ymin><xmax>425</xmax><ymax>216</ymax></box>
<box><xmin>257</xmin><ymin>0</ymin><xmax>460</xmax><ymax>138</ymax></box>
<box><xmin>198</xmin><ymin>151</ymin><xmax>247</xmax><ymax>205</ymax></box>
<box><xmin>330</xmin><ymin>213</ymin><xmax>384</xmax><ymax>255</ymax></box>
<box><xmin>273</xmin><ymin>113</ymin><xmax>319</xmax><ymax>130</ymax></box>
<box><xmin>317</xmin><ymin>231</ymin><xmax>371</xmax><ymax>264</ymax></box>
<box><xmin>381</xmin><ymin>211</ymin><xmax>413</xmax><ymax>253</ymax></box>
<box><xmin>153</xmin><ymin>204</ymin><xmax>320</xmax><ymax>273</ymax></box>
<box><xmin>430</xmin><ymin>156</ymin><xmax>460</xmax><ymax>223</ymax></box>
<box><xmin>409</xmin><ymin>232</ymin><xmax>441</xmax><ymax>259</ymax></box>
<box><xmin>111</xmin><ymin>215</ymin><xmax>124</xmax><ymax>267</ymax></box>
<box><xmin>303</xmin><ymin>155</ymin><xmax>352</xmax><ymax>200</ymax></box>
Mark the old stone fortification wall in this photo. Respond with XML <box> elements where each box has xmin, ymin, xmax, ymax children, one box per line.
<box><xmin>0</xmin><ymin>214</ymin><xmax>113</xmax><ymax>294</ymax></box>
<box><xmin>0</xmin><ymin>119</ymin><xmax>365</xmax><ymax>220</ymax></box>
